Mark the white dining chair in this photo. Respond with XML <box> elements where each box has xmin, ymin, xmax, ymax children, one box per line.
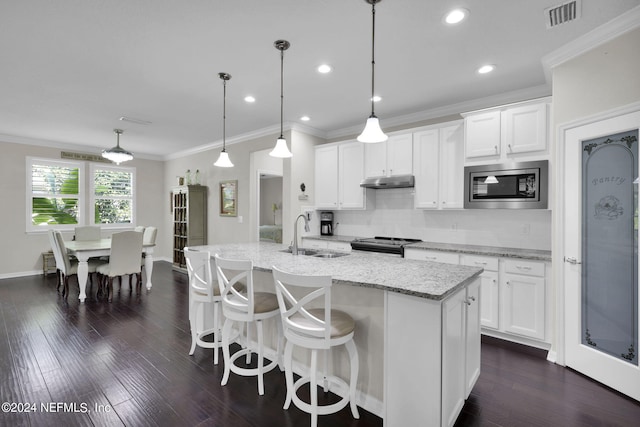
<box><xmin>74</xmin><ymin>226</ymin><xmax>101</xmax><ymax>241</ymax></box>
<box><xmin>272</xmin><ymin>266</ymin><xmax>359</xmax><ymax>427</ymax></box>
<box><xmin>52</xmin><ymin>230</ymin><xmax>104</xmax><ymax>298</ymax></box>
<box><xmin>214</xmin><ymin>254</ymin><xmax>283</xmax><ymax>396</ymax></box>
<box><xmin>184</xmin><ymin>248</ymin><xmax>223</xmax><ymax>364</ymax></box>
<box><xmin>140</xmin><ymin>226</ymin><xmax>158</xmax><ymax>272</ymax></box>
<box><xmin>96</xmin><ymin>231</ymin><xmax>143</xmax><ymax>302</ymax></box>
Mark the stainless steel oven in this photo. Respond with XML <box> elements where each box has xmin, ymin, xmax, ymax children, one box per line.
<box><xmin>463</xmin><ymin>160</ymin><xmax>548</xmax><ymax>209</ymax></box>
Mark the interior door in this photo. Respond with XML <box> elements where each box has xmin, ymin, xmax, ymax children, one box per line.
<box><xmin>563</xmin><ymin>110</ymin><xmax>640</xmax><ymax>401</ymax></box>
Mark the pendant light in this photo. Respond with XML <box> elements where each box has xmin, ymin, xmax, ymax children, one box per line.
<box><xmin>270</xmin><ymin>39</ymin><xmax>293</xmax><ymax>158</ymax></box>
<box><xmin>102</xmin><ymin>129</ymin><xmax>133</xmax><ymax>164</ymax></box>
<box><xmin>357</xmin><ymin>0</ymin><xmax>388</xmax><ymax>144</ymax></box>
<box><xmin>214</xmin><ymin>72</ymin><xmax>234</xmax><ymax>168</ymax></box>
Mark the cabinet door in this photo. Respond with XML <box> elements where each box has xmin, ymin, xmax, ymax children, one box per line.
<box><xmin>501</xmin><ymin>103</ymin><xmax>547</xmax><ymax>154</ymax></box>
<box><xmin>464</xmin><ymin>110</ymin><xmax>501</xmax><ymax>158</ymax></box>
<box><xmin>413</xmin><ymin>129</ymin><xmax>440</xmax><ymax>209</ymax></box>
<box><xmin>465</xmin><ymin>279</ymin><xmax>481</xmax><ymax>398</ymax></box>
<box><xmin>338</xmin><ymin>141</ymin><xmax>365</xmax><ymax>209</ymax></box>
<box><xmin>502</xmin><ymin>273</ymin><xmax>545</xmax><ymax>340</ymax></box>
<box><xmin>387</xmin><ymin>133</ymin><xmax>413</xmax><ymax>176</ymax></box>
<box><xmin>439</xmin><ymin>123</ymin><xmax>464</xmax><ymax>209</ymax></box>
<box><xmin>315</xmin><ymin>145</ymin><xmax>339</xmax><ymax>208</ymax></box>
<box><xmin>442</xmin><ymin>286</ymin><xmax>467</xmax><ymax>427</ymax></box>
<box><xmin>364</xmin><ymin>141</ymin><xmax>387</xmax><ymax>178</ymax></box>
<box><xmin>478</xmin><ymin>271</ymin><xmax>499</xmax><ymax>329</ymax></box>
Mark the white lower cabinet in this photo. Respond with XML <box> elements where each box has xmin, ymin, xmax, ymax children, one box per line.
<box><xmin>442</xmin><ymin>279</ymin><xmax>481</xmax><ymax>427</ymax></box>
<box><xmin>385</xmin><ymin>278</ymin><xmax>480</xmax><ymax>427</ymax></box>
<box><xmin>408</xmin><ymin>249</ymin><xmax>549</xmax><ymax>345</ymax></box>
<box><xmin>461</xmin><ymin>255</ymin><xmax>499</xmax><ymax>330</ymax></box>
<box><xmin>502</xmin><ymin>259</ymin><xmax>546</xmax><ymax>340</ymax></box>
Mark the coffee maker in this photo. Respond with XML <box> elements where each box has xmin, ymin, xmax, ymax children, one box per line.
<box><xmin>320</xmin><ymin>212</ymin><xmax>334</xmax><ymax>236</ymax></box>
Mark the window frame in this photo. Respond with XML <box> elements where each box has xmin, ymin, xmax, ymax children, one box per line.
<box><xmin>26</xmin><ymin>156</ymin><xmax>85</xmax><ymax>233</ymax></box>
<box><xmin>89</xmin><ymin>163</ymin><xmax>136</xmax><ymax>229</ymax></box>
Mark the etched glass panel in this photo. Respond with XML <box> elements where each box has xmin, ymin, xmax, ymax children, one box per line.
<box><xmin>582</xmin><ymin>130</ymin><xmax>638</xmax><ymax>365</ymax></box>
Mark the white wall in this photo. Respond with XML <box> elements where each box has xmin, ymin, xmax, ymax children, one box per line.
<box><xmin>0</xmin><ymin>140</ymin><xmax>165</xmax><ymax>277</ymax></box>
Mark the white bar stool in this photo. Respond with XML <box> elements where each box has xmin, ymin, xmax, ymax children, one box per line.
<box><xmin>272</xmin><ymin>266</ymin><xmax>359</xmax><ymax>427</ymax></box>
<box><xmin>184</xmin><ymin>248</ymin><xmax>222</xmax><ymax>364</ymax></box>
<box><xmin>214</xmin><ymin>254</ymin><xmax>283</xmax><ymax>395</ymax></box>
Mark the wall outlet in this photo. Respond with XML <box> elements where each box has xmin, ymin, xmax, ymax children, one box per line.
<box><xmin>238</xmin><ymin>216</ymin><xmax>243</xmax><ymax>223</ymax></box>
<box><xmin>451</xmin><ymin>222</ymin><xmax>458</xmax><ymax>231</ymax></box>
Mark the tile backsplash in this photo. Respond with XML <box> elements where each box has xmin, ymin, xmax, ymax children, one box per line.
<box><xmin>329</xmin><ymin>187</ymin><xmax>551</xmax><ymax>250</ymax></box>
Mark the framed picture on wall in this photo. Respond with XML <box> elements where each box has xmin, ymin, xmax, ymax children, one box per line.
<box><xmin>220</xmin><ymin>180</ymin><xmax>237</xmax><ymax>217</ymax></box>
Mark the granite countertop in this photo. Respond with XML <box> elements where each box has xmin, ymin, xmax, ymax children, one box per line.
<box><xmin>303</xmin><ymin>235</ymin><xmax>551</xmax><ymax>261</ymax></box>
<box><xmin>189</xmin><ymin>242</ymin><xmax>483</xmax><ymax>301</ymax></box>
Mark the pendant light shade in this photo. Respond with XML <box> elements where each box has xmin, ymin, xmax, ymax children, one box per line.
<box><xmin>214</xmin><ymin>72</ymin><xmax>234</xmax><ymax>168</ymax></box>
<box><xmin>357</xmin><ymin>0</ymin><xmax>388</xmax><ymax>144</ymax></box>
<box><xmin>102</xmin><ymin>129</ymin><xmax>133</xmax><ymax>164</ymax></box>
<box><xmin>270</xmin><ymin>39</ymin><xmax>293</xmax><ymax>158</ymax></box>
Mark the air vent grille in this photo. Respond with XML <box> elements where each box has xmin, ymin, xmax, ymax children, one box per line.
<box><xmin>545</xmin><ymin>0</ymin><xmax>581</xmax><ymax>28</ymax></box>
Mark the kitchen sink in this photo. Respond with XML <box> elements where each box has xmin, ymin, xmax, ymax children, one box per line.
<box><xmin>280</xmin><ymin>248</ymin><xmax>349</xmax><ymax>258</ymax></box>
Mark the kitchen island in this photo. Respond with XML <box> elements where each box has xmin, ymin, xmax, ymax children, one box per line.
<box><xmin>189</xmin><ymin>241</ymin><xmax>483</xmax><ymax>427</ymax></box>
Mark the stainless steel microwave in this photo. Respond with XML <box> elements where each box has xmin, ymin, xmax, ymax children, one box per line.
<box><xmin>463</xmin><ymin>160</ymin><xmax>548</xmax><ymax>209</ymax></box>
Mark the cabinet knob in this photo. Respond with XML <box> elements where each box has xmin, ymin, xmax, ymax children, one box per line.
<box><xmin>506</xmin><ymin>281</ymin><xmax>510</xmax><ymax>285</ymax></box>
<box><xmin>508</xmin><ymin>144</ymin><xmax>512</xmax><ymax>152</ymax></box>
<box><xmin>442</xmin><ymin>201</ymin><xmax>446</xmax><ymax>205</ymax></box>
<box><xmin>494</xmin><ymin>145</ymin><xmax>498</xmax><ymax>152</ymax></box>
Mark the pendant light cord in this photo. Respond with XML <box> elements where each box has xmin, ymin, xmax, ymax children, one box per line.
<box><xmin>370</xmin><ymin>1</ymin><xmax>376</xmax><ymax>117</ymax></box>
<box><xmin>222</xmin><ymin>78</ymin><xmax>227</xmax><ymax>151</ymax></box>
<box><xmin>280</xmin><ymin>47</ymin><xmax>284</xmax><ymax>139</ymax></box>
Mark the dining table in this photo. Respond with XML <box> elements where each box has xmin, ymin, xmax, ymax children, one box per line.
<box><xmin>64</xmin><ymin>238</ymin><xmax>156</xmax><ymax>302</ymax></box>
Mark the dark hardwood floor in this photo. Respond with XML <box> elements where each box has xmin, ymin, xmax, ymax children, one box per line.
<box><xmin>0</xmin><ymin>261</ymin><xmax>638</xmax><ymax>427</ymax></box>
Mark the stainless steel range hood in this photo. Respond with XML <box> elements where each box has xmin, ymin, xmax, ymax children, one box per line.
<box><xmin>360</xmin><ymin>174</ymin><xmax>415</xmax><ymax>189</ymax></box>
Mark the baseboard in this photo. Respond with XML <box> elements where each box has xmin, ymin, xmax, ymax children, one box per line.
<box><xmin>0</xmin><ymin>270</ymin><xmax>44</xmax><ymax>280</ymax></box>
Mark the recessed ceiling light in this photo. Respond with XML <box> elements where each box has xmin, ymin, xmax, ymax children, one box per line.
<box><xmin>477</xmin><ymin>64</ymin><xmax>495</xmax><ymax>74</ymax></box>
<box><xmin>300</xmin><ymin>116</ymin><xmax>310</xmax><ymax>121</ymax></box>
<box><xmin>244</xmin><ymin>95</ymin><xmax>256</xmax><ymax>103</ymax></box>
<box><xmin>317</xmin><ymin>64</ymin><xmax>332</xmax><ymax>74</ymax></box>
<box><xmin>444</xmin><ymin>8</ymin><xmax>469</xmax><ymax>24</ymax></box>
<box><xmin>372</xmin><ymin>95</ymin><xmax>382</xmax><ymax>102</ymax></box>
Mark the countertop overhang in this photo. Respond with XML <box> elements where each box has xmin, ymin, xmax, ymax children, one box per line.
<box><xmin>188</xmin><ymin>242</ymin><xmax>483</xmax><ymax>301</ymax></box>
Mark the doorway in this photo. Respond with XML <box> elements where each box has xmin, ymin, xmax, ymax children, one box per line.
<box><xmin>561</xmin><ymin>107</ymin><xmax>640</xmax><ymax>401</ymax></box>
<box><xmin>258</xmin><ymin>173</ymin><xmax>283</xmax><ymax>243</ymax></box>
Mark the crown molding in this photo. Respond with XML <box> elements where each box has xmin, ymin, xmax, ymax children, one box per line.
<box><xmin>542</xmin><ymin>5</ymin><xmax>640</xmax><ymax>82</ymax></box>
<box><xmin>326</xmin><ymin>84</ymin><xmax>552</xmax><ymax>141</ymax></box>
<box><xmin>163</xmin><ymin>122</ymin><xmax>326</xmax><ymax>161</ymax></box>
<box><xmin>0</xmin><ymin>133</ymin><xmax>163</xmax><ymax>161</ymax></box>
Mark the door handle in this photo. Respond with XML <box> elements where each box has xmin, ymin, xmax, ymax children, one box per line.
<box><xmin>564</xmin><ymin>256</ymin><xmax>582</xmax><ymax>265</ymax></box>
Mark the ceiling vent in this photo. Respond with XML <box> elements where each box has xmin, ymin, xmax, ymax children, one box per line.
<box><xmin>545</xmin><ymin>0</ymin><xmax>581</xmax><ymax>28</ymax></box>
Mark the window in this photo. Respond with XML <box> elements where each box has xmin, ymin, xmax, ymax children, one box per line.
<box><xmin>27</xmin><ymin>157</ymin><xmax>84</xmax><ymax>231</ymax></box>
<box><xmin>90</xmin><ymin>164</ymin><xmax>136</xmax><ymax>227</ymax></box>
<box><xmin>26</xmin><ymin>157</ymin><xmax>136</xmax><ymax>232</ymax></box>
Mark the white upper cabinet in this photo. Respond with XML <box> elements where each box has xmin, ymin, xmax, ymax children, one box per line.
<box><xmin>314</xmin><ymin>144</ymin><xmax>339</xmax><ymax>208</ymax></box>
<box><xmin>463</xmin><ymin>99</ymin><xmax>549</xmax><ymax>162</ymax></box>
<box><xmin>314</xmin><ymin>140</ymin><xmax>365</xmax><ymax>210</ymax></box>
<box><xmin>364</xmin><ymin>133</ymin><xmax>413</xmax><ymax>178</ymax></box>
<box><xmin>413</xmin><ymin>121</ymin><xmax>464</xmax><ymax>209</ymax></box>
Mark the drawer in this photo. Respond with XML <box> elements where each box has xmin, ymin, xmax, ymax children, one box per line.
<box><xmin>461</xmin><ymin>255</ymin><xmax>498</xmax><ymax>271</ymax></box>
<box><xmin>404</xmin><ymin>249</ymin><xmax>459</xmax><ymax>265</ymax></box>
<box><xmin>504</xmin><ymin>259</ymin><xmax>545</xmax><ymax>277</ymax></box>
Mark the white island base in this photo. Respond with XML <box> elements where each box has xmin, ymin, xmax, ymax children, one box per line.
<box><xmin>385</xmin><ymin>280</ymin><xmax>480</xmax><ymax>427</ymax></box>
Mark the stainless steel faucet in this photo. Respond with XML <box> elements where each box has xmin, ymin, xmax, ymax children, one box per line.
<box><xmin>292</xmin><ymin>213</ymin><xmax>310</xmax><ymax>255</ymax></box>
